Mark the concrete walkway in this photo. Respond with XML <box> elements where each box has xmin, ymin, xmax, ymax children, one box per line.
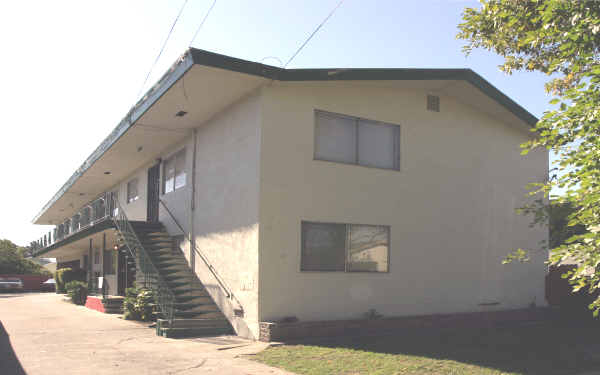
<box><xmin>0</xmin><ymin>293</ymin><xmax>292</xmax><ymax>375</ymax></box>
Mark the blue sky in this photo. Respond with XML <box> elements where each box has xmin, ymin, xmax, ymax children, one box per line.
<box><xmin>0</xmin><ymin>0</ymin><xmax>554</xmax><ymax>245</ymax></box>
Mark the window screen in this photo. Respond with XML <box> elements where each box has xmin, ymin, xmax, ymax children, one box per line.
<box><xmin>127</xmin><ymin>178</ymin><xmax>139</xmax><ymax>203</ymax></box>
<box><xmin>163</xmin><ymin>149</ymin><xmax>186</xmax><ymax>194</ymax></box>
<box><xmin>314</xmin><ymin>112</ymin><xmax>357</xmax><ymax>164</ymax></box>
<box><xmin>174</xmin><ymin>149</ymin><xmax>186</xmax><ymax>189</ymax></box>
<box><xmin>163</xmin><ymin>157</ymin><xmax>175</xmax><ymax>194</ymax></box>
<box><xmin>314</xmin><ymin>110</ymin><xmax>400</xmax><ymax>170</ymax></box>
<box><xmin>358</xmin><ymin>120</ymin><xmax>399</xmax><ymax>170</ymax></box>
<box><xmin>301</xmin><ymin>221</ymin><xmax>390</xmax><ymax>272</ymax></box>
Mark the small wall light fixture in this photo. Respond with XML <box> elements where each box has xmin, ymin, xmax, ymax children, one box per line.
<box><xmin>175</xmin><ymin>110</ymin><xmax>187</xmax><ymax>117</ymax></box>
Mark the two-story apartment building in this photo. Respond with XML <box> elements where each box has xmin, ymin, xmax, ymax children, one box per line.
<box><xmin>32</xmin><ymin>48</ymin><xmax>548</xmax><ymax>340</ymax></box>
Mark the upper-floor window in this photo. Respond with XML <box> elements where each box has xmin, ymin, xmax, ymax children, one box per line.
<box><xmin>314</xmin><ymin>110</ymin><xmax>400</xmax><ymax>170</ymax></box>
<box><xmin>127</xmin><ymin>178</ymin><xmax>139</xmax><ymax>203</ymax></box>
<box><xmin>163</xmin><ymin>149</ymin><xmax>186</xmax><ymax>194</ymax></box>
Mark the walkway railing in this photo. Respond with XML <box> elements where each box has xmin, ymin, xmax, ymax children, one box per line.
<box><xmin>33</xmin><ymin>193</ymin><xmax>113</xmax><ymax>252</ymax></box>
<box><xmin>110</xmin><ymin>192</ymin><xmax>176</xmax><ymax>323</ymax></box>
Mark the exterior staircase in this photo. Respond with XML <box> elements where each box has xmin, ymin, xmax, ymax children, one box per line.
<box><xmin>127</xmin><ymin>221</ymin><xmax>233</xmax><ymax>338</ymax></box>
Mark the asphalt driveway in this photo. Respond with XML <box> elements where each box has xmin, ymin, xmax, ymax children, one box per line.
<box><xmin>0</xmin><ymin>293</ymin><xmax>291</xmax><ymax>375</ymax></box>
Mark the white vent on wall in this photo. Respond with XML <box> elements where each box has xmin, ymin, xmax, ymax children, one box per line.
<box><xmin>427</xmin><ymin>94</ymin><xmax>440</xmax><ymax>112</ymax></box>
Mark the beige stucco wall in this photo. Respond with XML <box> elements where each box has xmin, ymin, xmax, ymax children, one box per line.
<box><xmin>113</xmin><ymin>167</ymin><xmax>149</xmax><ymax>222</ymax></box>
<box><xmin>190</xmin><ymin>91</ymin><xmax>261</xmax><ymax>339</ymax></box>
<box><xmin>257</xmin><ymin>82</ymin><xmax>548</xmax><ymax>323</ymax></box>
<box><xmin>156</xmin><ymin>92</ymin><xmax>262</xmax><ymax>339</ymax></box>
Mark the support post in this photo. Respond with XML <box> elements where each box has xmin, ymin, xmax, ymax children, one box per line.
<box><xmin>190</xmin><ymin>128</ymin><xmax>197</xmax><ymax>271</ymax></box>
<box><xmin>88</xmin><ymin>239</ymin><xmax>93</xmax><ymax>289</ymax></box>
<box><xmin>102</xmin><ymin>233</ymin><xmax>106</xmax><ymax>298</ymax></box>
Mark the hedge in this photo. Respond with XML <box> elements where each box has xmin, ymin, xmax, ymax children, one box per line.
<box><xmin>55</xmin><ymin>268</ymin><xmax>86</xmax><ymax>293</ymax></box>
<box><xmin>65</xmin><ymin>280</ymin><xmax>88</xmax><ymax>305</ymax></box>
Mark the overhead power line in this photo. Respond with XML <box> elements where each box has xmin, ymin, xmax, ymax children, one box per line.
<box><xmin>283</xmin><ymin>0</ymin><xmax>346</xmax><ymax>68</ymax></box>
<box><xmin>189</xmin><ymin>0</ymin><xmax>217</xmax><ymax>46</ymax></box>
<box><xmin>137</xmin><ymin>0</ymin><xmax>190</xmax><ymax>100</ymax></box>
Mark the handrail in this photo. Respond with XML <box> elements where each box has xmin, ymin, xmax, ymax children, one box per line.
<box><xmin>111</xmin><ymin>193</ymin><xmax>176</xmax><ymax>323</ymax></box>
<box><xmin>158</xmin><ymin>198</ymin><xmax>243</xmax><ymax>313</ymax></box>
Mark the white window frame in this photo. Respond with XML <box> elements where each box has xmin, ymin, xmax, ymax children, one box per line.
<box><xmin>163</xmin><ymin>148</ymin><xmax>186</xmax><ymax>194</ymax></box>
<box><xmin>300</xmin><ymin>221</ymin><xmax>390</xmax><ymax>273</ymax></box>
<box><xmin>126</xmin><ymin>178</ymin><xmax>139</xmax><ymax>203</ymax></box>
<box><xmin>314</xmin><ymin>110</ymin><xmax>401</xmax><ymax>171</ymax></box>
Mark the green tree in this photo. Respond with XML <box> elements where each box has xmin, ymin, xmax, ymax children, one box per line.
<box><xmin>549</xmin><ymin>201</ymin><xmax>588</xmax><ymax>249</ymax></box>
<box><xmin>458</xmin><ymin>1</ymin><xmax>600</xmax><ymax>313</ymax></box>
<box><xmin>0</xmin><ymin>239</ymin><xmax>52</xmax><ymax>276</ymax></box>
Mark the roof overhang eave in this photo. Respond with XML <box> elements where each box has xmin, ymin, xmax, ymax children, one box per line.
<box><xmin>33</xmin><ymin>48</ymin><xmax>539</xmax><ymax>224</ymax></box>
<box><xmin>32</xmin><ymin>50</ymin><xmax>196</xmax><ymax>224</ymax></box>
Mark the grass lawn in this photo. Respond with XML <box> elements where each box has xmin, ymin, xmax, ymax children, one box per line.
<box><xmin>253</xmin><ymin>320</ymin><xmax>600</xmax><ymax>375</ymax></box>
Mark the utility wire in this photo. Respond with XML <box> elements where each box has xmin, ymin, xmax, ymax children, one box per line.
<box><xmin>137</xmin><ymin>0</ymin><xmax>189</xmax><ymax>100</ymax></box>
<box><xmin>189</xmin><ymin>0</ymin><xmax>217</xmax><ymax>46</ymax></box>
<box><xmin>283</xmin><ymin>0</ymin><xmax>346</xmax><ymax>68</ymax></box>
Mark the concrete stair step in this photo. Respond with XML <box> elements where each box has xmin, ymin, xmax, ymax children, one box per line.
<box><xmin>172</xmin><ymin>304</ymin><xmax>221</xmax><ymax>314</ymax></box>
<box><xmin>144</xmin><ymin>242</ymin><xmax>175</xmax><ymax>249</ymax></box>
<box><xmin>166</xmin><ymin>281</ymin><xmax>189</xmax><ymax>289</ymax></box>
<box><xmin>103</xmin><ymin>307</ymin><xmax>123</xmax><ymax>314</ymax></box>
<box><xmin>158</xmin><ymin>318</ymin><xmax>230</xmax><ymax>329</ymax></box>
<box><xmin>174</xmin><ymin>293</ymin><xmax>210</xmax><ymax>303</ymax></box>
<box><xmin>172</xmin><ymin>299</ymin><xmax>214</xmax><ymax>310</ymax></box>
<box><xmin>173</xmin><ymin>310</ymin><xmax>224</xmax><ymax>319</ymax></box>
<box><xmin>152</xmin><ymin>253</ymin><xmax>180</xmax><ymax>261</ymax></box>
<box><xmin>160</xmin><ymin>263</ymin><xmax>189</xmax><ymax>271</ymax></box>
<box><xmin>172</xmin><ymin>287</ymin><xmax>207</xmax><ymax>295</ymax></box>
<box><xmin>158</xmin><ymin>326</ymin><xmax>233</xmax><ymax>338</ymax></box>
<box><xmin>162</xmin><ymin>268</ymin><xmax>193</xmax><ymax>276</ymax></box>
<box><xmin>155</xmin><ymin>262</ymin><xmax>189</xmax><ymax>271</ymax></box>
<box><xmin>126</xmin><ymin>221</ymin><xmax>232</xmax><ymax>335</ymax></box>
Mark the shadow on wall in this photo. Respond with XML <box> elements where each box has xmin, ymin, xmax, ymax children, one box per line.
<box><xmin>0</xmin><ymin>321</ymin><xmax>27</xmax><ymax>375</ymax></box>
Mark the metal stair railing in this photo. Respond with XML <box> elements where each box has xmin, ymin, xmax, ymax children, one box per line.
<box><xmin>108</xmin><ymin>192</ymin><xmax>176</xmax><ymax>324</ymax></box>
<box><xmin>159</xmin><ymin>199</ymin><xmax>244</xmax><ymax>316</ymax></box>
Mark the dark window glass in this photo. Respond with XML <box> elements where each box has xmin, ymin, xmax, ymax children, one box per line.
<box><xmin>301</xmin><ymin>222</ymin><xmax>346</xmax><ymax>271</ymax></box>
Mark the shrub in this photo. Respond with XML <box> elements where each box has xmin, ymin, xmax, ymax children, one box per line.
<box><xmin>65</xmin><ymin>280</ymin><xmax>88</xmax><ymax>305</ymax></box>
<box><xmin>123</xmin><ymin>287</ymin><xmax>140</xmax><ymax>320</ymax></box>
<box><xmin>55</xmin><ymin>268</ymin><xmax>70</xmax><ymax>293</ymax></box>
<box><xmin>123</xmin><ymin>287</ymin><xmax>156</xmax><ymax>321</ymax></box>
<box><xmin>55</xmin><ymin>268</ymin><xmax>87</xmax><ymax>294</ymax></box>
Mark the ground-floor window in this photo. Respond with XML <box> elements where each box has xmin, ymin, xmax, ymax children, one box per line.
<box><xmin>301</xmin><ymin>221</ymin><xmax>390</xmax><ymax>272</ymax></box>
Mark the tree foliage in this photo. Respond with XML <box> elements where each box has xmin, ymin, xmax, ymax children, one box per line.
<box><xmin>458</xmin><ymin>0</ymin><xmax>600</xmax><ymax>313</ymax></box>
<box><xmin>0</xmin><ymin>239</ymin><xmax>52</xmax><ymax>276</ymax></box>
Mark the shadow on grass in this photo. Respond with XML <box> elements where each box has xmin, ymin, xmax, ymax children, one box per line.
<box><xmin>0</xmin><ymin>321</ymin><xmax>27</xmax><ymax>375</ymax></box>
<box><xmin>288</xmin><ymin>317</ymin><xmax>600</xmax><ymax>375</ymax></box>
